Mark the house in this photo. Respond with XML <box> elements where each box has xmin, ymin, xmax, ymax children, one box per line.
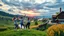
<box><xmin>56</xmin><ymin>11</ymin><xmax>64</xmax><ymax>22</ymax></box>
<box><xmin>52</xmin><ymin>8</ymin><xmax>64</xmax><ymax>22</ymax></box>
<box><xmin>52</xmin><ymin>15</ymin><xmax>56</xmax><ymax>22</ymax></box>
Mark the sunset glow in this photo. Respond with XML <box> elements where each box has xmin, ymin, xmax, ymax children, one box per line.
<box><xmin>20</xmin><ymin>10</ymin><xmax>40</xmax><ymax>17</ymax></box>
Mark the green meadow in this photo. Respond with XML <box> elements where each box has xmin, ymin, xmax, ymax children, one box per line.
<box><xmin>0</xmin><ymin>29</ymin><xmax>47</xmax><ymax>36</ymax></box>
<box><xmin>0</xmin><ymin>15</ymin><xmax>47</xmax><ymax>36</ymax></box>
<box><xmin>0</xmin><ymin>14</ymin><xmax>64</xmax><ymax>36</ymax></box>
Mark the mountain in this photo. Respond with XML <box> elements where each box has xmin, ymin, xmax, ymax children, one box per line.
<box><xmin>0</xmin><ymin>11</ymin><xmax>24</xmax><ymax>17</ymax></box>
<box><xmin>0</xmin><ymin>11</ymin><xmax>52</xmax><ymax>19</ymax></box>
<box><xmin>0</xmin><ymin>11</ymin><xmax>15</xmax><ymax>17</ymax></box>
<box><xmin>35</xmin><ymin>16</ymin><xmax>52</xmax><ymax>19</ymax></box>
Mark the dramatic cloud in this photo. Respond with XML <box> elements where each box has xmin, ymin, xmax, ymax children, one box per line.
<box><xmin>0</xmin><ymin>0</ymin><xmax>64</xmax><ymax>18</ymax></box>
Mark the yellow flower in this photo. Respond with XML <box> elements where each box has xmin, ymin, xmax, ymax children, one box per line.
<box><xmin>47</xmin><ymin>24</ymin><xmax>64</xmax><ymax>36</ymax></box>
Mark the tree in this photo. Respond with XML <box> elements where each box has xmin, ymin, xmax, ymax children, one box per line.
<box><xmin>56</xmin><ymin>12</ymin><xmax>60</xmax><ymax>15</ymax></box>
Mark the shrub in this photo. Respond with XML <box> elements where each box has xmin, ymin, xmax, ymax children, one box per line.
<box><xmin>42</xmin><ymin>19</ymin><xmax>47</xmax><ymax>22</ymax></box>
<box><xmin>47</xmin><ymin>24</ymin><xmax>64</xmax><ymax>36</ymax></box>
<box><xmin>0</xmin><ymin>27</ymin><xmax>7</xmax><ymax>31</ymax></box>
<box><xmin>33</xmin><ymin>24</ymin><xmax>52</xmax><ymax>31</ymax></box>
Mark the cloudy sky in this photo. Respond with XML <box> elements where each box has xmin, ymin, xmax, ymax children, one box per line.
<box><xmin>0</xmin><ymin>0</ymin><xmax>64</xmax><ymax>18</ymax></box>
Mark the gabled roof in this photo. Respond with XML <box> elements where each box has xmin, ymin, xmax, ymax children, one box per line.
<box><xmin>56</xmin><ymin>11</ymin><xmax>64</xmax><ymax>17</ymax></box>
<box><xmin>56</xmin><ymin>11</ymin><xmax>64</xmax><ymax>19</ymax></box>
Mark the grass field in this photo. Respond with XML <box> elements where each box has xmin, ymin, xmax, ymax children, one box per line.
<box><xmin>0</xmin><ymin>15</ymin><xmax>47</xmax><ymax>36</ymax></box>
<box><xmin>0</xmin><ymin>29</ymin><xmax>47</xmax><ymax>36</ymax></box>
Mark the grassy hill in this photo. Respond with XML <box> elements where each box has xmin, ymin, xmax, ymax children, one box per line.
<box><xmin>0</xmin><ymin>11</ymin><xmax>47</xmax><ymax>36</ymax></box>
<box><xmin>0</xmin><ymin>11</ymin><xmax>43</xmax><ymax>27</ymax></box>
<box><xmin>0</xmin><ymin>29</ymin><xmax>47</xmax><ymax>36</ymax></box>
<box><xmin>0</xmin><ymin>11</ymin><xmax>14</xmax><ymax>28</ymax></box>
<box><xmin>0</xmin><ymin>11</ymin><xmax>14</xmax><ymax>17</ymax></box>
<box><xmin>0</xmin><ymin>11</ymin><xmax>24</xmax><ymax>26</ymax></box>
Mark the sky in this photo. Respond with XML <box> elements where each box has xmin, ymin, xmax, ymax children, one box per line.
<box><xmin>0</xmin><ymin>0</ymin><xmax>64</xmax><ymax>18</ymax></box>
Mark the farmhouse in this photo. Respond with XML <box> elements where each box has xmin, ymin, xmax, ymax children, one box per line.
<box><xmin>52</xmin><ymin>8</ymin><xmax>64</xmax><ymax>22</ymax></box>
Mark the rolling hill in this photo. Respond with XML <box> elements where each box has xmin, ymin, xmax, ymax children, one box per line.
<box><xmin>0</xmin><ymin>11</ymin><xmax>17</xmax><ymax>17</ymax></box>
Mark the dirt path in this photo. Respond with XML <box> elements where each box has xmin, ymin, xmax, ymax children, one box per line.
<box><xmin>30</xmin><ymin>24</ymin><xmax>40</xmax><ymax>29</ymax></box>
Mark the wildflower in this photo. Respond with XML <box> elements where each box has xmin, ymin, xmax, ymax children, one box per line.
<box><xmin>47</xmin><ymin>24</ymin><xmax>64</xmax><ymax>36</ymax></box>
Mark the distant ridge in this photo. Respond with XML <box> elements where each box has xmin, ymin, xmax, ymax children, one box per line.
<box><xmin>0</xmin><ymin>11</ymin><xmax>15</xmax><ymax>17</ymax></box>
<box><xmin>0</xmin><ymin>11</ymin><xmax>27</xmax><ymax>18</ymax></box>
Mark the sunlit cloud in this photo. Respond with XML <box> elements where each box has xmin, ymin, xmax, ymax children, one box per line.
<box><xmin>46</xmin><ymin>0</ymin><xmax>56</xmax><ymax>3</ymax></box>
<box><xmin>62</xmin><ymin>0</ymin><xmax>64</xmax><ymax>2</ymax></box>
<box><xmin>35</xmin><ymin>0</ymin><xmax>46</xmax><ymax>4</ymax></box>
<box><xmin>19</xmin><ymin>10</ymin><xmax>40</xmax><ymax>16</ymax></box>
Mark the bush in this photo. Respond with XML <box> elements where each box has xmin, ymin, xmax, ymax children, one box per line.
<box><xmin>42</xmin><ymin>19</ymin><xmax>47</xmax><ymax>22</ymax></box>
<box><xmin>0</xmin><ymin>27</ymin><xmax>7</xmax><ymax>31</ymax></box>
<box><xmin>47</xmin><ymin>24</ymin><xmax>64</xmax><ymax>36</ymax></box>
<box><xmin>34</xmin><ymin>24</ymin><xmax>52</xmax><ymax>31</ymax></box>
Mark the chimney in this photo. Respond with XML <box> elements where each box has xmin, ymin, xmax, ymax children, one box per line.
<box><xmin>60</xmin><ymin>8</ymin><xmax>62</xmax><ymax>13</ymax></box>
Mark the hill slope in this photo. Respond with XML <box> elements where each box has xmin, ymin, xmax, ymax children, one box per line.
<box><xmin>0</xmin><ymin>29</ymin><xmax>47</xmax><ymax>36</ymax></box>
<box><xmin>0</xmin><ymin>11</ymin><xmax>15</xmax><ymax>17</ymax></box>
